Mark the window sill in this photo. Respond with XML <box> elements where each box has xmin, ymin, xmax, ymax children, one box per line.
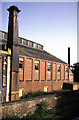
<box><xmin>19</xmin><ymin>80</ymin><xmax>24</xmax><ymax>82</ymax></box>
<box><xmin>26</xmin><ymin>80</ymin><xmax>32</xmax><ymax>82</ymax></box>
<box><xmin>34</xmin><ymin>80</ymin><xmax>39</xmax><ymax>81</ymax></box>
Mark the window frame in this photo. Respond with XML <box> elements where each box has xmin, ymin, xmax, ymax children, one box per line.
<box><xmin>19</xmin><ymin>58</ymin><xmax>24</xmax><ymax>70</ymax></box>
<box><xmin>47</xmin><ymin>64</ymin><xmax>51</xmax><ymax>72</ymax></box>
<box><xmin>35</xmin><ymin>61</ymin><xmax>39</xmax><ymax>70</ymax></box>
<box><xmin>57</xmin><ymin>65</ymin><xmax>60</xmax><ymax>72</ymax></box>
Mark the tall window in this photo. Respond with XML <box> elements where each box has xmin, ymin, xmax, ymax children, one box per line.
<box><xmin>19</xmin><ymin>58</ymin><xmax>23</xmax><ymax>69</ymax></box>
<box><xmin>65</xmin><ymin>66</ymin><xmax>68</xmax><ymax>73</ymax></box>
<box><xmin>35</xmin><ymin>63</ymin><xmax>39</xmax><ymax>70</ymax></box>
<box><xmin>3</xmin><ymin>62</ymin><xmax>7</xmax><ymax>77</ymax></box>
<box><xmin>26</xmin><ymin>40</ymin><xmax>28</xmax><ymax>45</ymax></box>
<box><xmin>57</xmin><ymin>65</ymin><xmax>60</xmax><ymax>72</ymax></box>
<box><xmin>19</xmin><ymin>61</ymin><xmax>23</xmax><ymax>69</ymax></box>
<box><xmin>0</xmin><ymin>31</ymin><xmax>2</xmax><ymax>38</ymax></box>
<box><xmin>47</xmin><ymin>64</ymin><xmax>51</xmax><ymax>71</ymax></box>
<box><xmin>2</xmin><ymin>33</ymin><xmax>5</xmax><ymax>39</ymax></box>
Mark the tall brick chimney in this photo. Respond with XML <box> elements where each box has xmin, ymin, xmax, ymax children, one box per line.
<box><xmin>68</xmin><ymin>47</ymin><xmax>70</xmax><ymax>67</ymax></box>
<box><xmin>7</xmin><ymin>5</ymin><xmax>20</xmax><ymax>101</ymax></box>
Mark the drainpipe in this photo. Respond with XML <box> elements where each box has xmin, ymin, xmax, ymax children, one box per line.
<box><xmin>1</xmin><ymin>57</ymin><xmax>4</xmax><ymax>103</ymax></box>
<box><xmin>6</xmin><ymin>56</ymin><xmax>11</xmax><ymax>102</ymax></box>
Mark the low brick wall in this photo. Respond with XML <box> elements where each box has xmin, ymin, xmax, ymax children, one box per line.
<box><xmin>2</xmin><ymin>94</ymin><xmax>59</xmax><ymax>118</ymax></box>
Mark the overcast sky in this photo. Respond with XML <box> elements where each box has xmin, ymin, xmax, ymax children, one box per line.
<box><xmin>1</xmin><ymin>2</ymin><xmax>77</xmax><ymax>65</ymax></box>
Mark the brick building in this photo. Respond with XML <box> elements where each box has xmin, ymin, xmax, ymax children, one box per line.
<box><xmin>0</xmin><ymin>5</ymin><xmax>73</xmax><ymax>102</ymax></box>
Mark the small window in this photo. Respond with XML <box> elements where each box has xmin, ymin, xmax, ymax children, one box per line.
<box><xmin>19</xmin><ymin>61</ymin><xmax>23</xmax><ymax>69</ymax></box>
<box><xmin>4</xmin><ymin>33</ymin><xmax>7</xmax><ymax>39</ymax></box>
<box><xmin>28</xmin><ymin>41</ymin><xmax>32</xmax><ymax>47</ymax></box>
<box><xmin>3</xmin><ymin>63</ymin><xmax>7</xmax><ymax>77</ymax></box>
<box><xmin>19</xmin><ymin>38</ymin><xmax>22</xmax><ymax>44</ymax></box>
<box><xmin>38</xmin><ymin>45</ymin><xmax>40</xmax><ymax>49</ymax></box>
<box><xmin>26</xmin><ymin>40</ymin><xmax>28</xmax><ymax>45</ymax></box>
<box><xmin>57</xmin><ymin>65</ymin><xmax>60</xmax><ymax>72</ymax></box>
<box><xmin>2</xmin><ymin>33</ymin><xmax>4</xmax><ymax>39</ymax></box>
<box><xmin>33</xmin><ymin>43</ymin><xmax>37</xmax><ymax>48</ymax></box>
<box><xmin>23</xmin><ymin>39</ymin><xmax>26</xmax><ymax>45</ymax></box>
<box><xmin>69</xmin><ymin>73</ymin><xmax>73</xmax><ymax>76</ymax></box>
<box><xmin>35</xmin><ymin>63</ymin><xmax>39</xmax><ymax>70</ymax></box>
<box><xmin>0</xmin><ymin>31</ymin><xmax>2</xmax><ymax>38</ymax></box>
<box><xmin>47</xmin><ymin>64</ymin><xmax>51</xmax><ymax>71</ymax></box>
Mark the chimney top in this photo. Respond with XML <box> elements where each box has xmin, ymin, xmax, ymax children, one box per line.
<box><xmin>7</xmin><ymin>5</ymin><xmax>20</xmax><ymax>13</ymax></box>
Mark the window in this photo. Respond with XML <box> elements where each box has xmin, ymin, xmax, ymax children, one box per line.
<box><xmin>38</xmin><ymin>45</ymin><xmax>40</xmax><ymax>49</ymax></box>
<box><xmin>23</xmin><ymin>39</ymin><xmax>26</xmax><ymax>45</ymax></box>
<box><xmin>0</xmin><ymin>31</ymin><xmax>2</xmax><ymax>38</ymax></box>
<box><xmin>28</xmin><ymin>41</ymin><xmax>32</xmax><ymax>47</ymax></box>
<box><xmin>35</xmin><ymin>63</ymin><xmax>39</xmax><ymax>70</ymax></box>
<box><xmin>33</xmin><ymin>43</ymin><xmax>37</xmax><ymax>48</ymax></box>
<box><xmin>65</xmin><ymin>67</ymin><xmax>68</xmax><ymax>72</ymax></box>
<box><xmin>19</xmin><ymin>61</ymin><xmax>23</xmax><ymax>69</ymax></box>
<box><xmin>47</xmin><ymin>64</ymin><xmax>51</xmax><ymax>71</ymax></box>
<box><xmin>26</xmin><ymin>40</ymin><xmax>28</xmax><ymax>45</ymax></box>
<box><xmin>4</xmin><ymin>33</ymin><xmax>7</xmax><ymax>40</ymax></box>
<box><xmin>57</xmin><ymin>65</ymin><xmax>60</xmax><ymax>72</ymax></box>
<box><xmin>69</xmin><ymin>73</ymin><xmax>73</xmax><ymax>76</ymax></box>
<box><xmin>19</xmin><ymin>38</ymin><xmax>22</xmax><ymax>44</ymax></box>
<box><xmin>3</xmin><ymin>63</ymin><xmax>7</xmax><ymax>77</ymax></box>
<box><xmin>2</xmin><ymin>33</ymin><xmax>5</xmax><ymax>39</ymax></box>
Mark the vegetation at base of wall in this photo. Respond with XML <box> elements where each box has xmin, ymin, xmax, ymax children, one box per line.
<box><xmin>2</xmin><ymin>90</ymin><xmax>79</xmax><ymax>120</ymax></box>
<box><xmin>21</xmin><ymin>93</ymin><xmax>79</xmax><ymax>120</ymax></box>
<box><xmin>20</xmin><ymin>89</ymin><xmax>71</xmax><ymax>99</ymax></box>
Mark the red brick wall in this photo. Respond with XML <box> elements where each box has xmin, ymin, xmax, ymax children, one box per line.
<box><xmin>53</xmin><ymin>63</ymin><xmax>56</xmax><ymax>80</ymax></box>
<box><xmin>41</xmin><ymin>61</ymin><xmax>45</xmax><ymax>80</ymax></box>
<box><xmin>61</xmin><ymin>64</ymin><xmax>65</xmax><ymax>80</ymax></box>
<box><xmin>11</xmin><ymin>55</ymin><xmax>74</xmax><ymax>100</ymax></box>
<box><xmin>26</xmin><ymin>58</ymin><xmax>32</xmax><ymax>81</ymax></box>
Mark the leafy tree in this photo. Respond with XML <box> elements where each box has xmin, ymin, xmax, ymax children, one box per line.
<box><xmin>71</xmin><ymin>62</ymin><xmax>79</xmax><ymax>82</ymax></box>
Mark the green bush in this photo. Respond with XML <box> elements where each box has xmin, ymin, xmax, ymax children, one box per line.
<box><xmin>20</xmin><ymin>91</ymin><xmax>48</xmax><ymax>99</ymax></box>
<box><xmin>24</xmin><ymin>100</ymin><xmax>48</xmax><ymax>119</ymax></box>
<box><xmin>20</xmin><ymin>90</ymin><xmax>71</xmax><ymax>99</ymax></box>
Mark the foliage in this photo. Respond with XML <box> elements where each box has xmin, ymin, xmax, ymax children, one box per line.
<box><xmin>3</xmin><ymin>90</ymin><xmax>78</xmax><ymax>120</ymax></box>
<box><xmin>20</xmin><ymin>91</ymin><xmax>48</xmax><ymax>99</ymax></box>
<box><xmin>72</xmin><ymin>62</ymin><xmax>79</xmax><ymax>82</ymax></box>
<box><xmin>20</xmin><ymin>90</ymin><xmax>71</xmax><ymax>99</ymax></box>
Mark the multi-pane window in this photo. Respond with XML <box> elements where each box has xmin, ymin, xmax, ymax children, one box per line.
<box><xmin>33</xmin><ymin>43</ymin><xmax>37</xmax><ymax>48</ymax></box>
<box><xmin>65</xmin><ymin>67</ymin><xmax>68</xmax><ymax>72</ymax></box>
<box><xmin>35</xmin><ymin>63</ymin><xmax>39</xmax><ymax>70</ymax></box>
<box><xmin>19</xmin><ymin>38</ymin><xmax>22</xmax><ymax>44</ymax></box>
<box><xmin>2</xmin><ymin>33</ymin><xmax>5</xmax><ymax>39</ymax></box>
<box><xmin>38</xmin><ymin>45</ymin><xmax>40</xmax><ymax>49</ymax></box>
<box><xmin>4</xmin><ymin>33</ymin><xmax>7</xmax><ymax>40</ymax></box>
<box><xmin>23</xmin><ymin>39</ymin><xmax>26</xmax><ymax>45</ymax></box>
<box><xmin>38</xmin><ymin>45</ymin><xmax>43</xmax><ymax>50</ymax></box>
<box><xmin>19</xmin><ymin>58</ymin><xmax>23</xmax><ymax>69</ymax></box>
<box><xmin>26</xmin><ymin>40</ymin><xmax>28</xmax><ymax>45</ymax></box>
<box><xmin>28</xmin><ymin>41</ymin><xmax>32</xmax><ymax>47</ymax></box>
<box><xmin>19</xmin><ymin>61</ymin><xmax>23</xmax><ymax>69</ymax></box>
<box><xmin>35</xmin><ymin>61</ymin><xmax>39</xmax><ymax>70</ymax></box>
<box><xmin>57</xmin><ymin>65</ymin><xmax>60</xmax><ymax>72</ymax></box>
<box><xmin>3</xmin><ymin>62</ymin><xmax>7</xmax><ymax>77</ymax></box>
<box><xmin>47</xmin><ymin>64</ymin><xmax>51</xmax><ymax>71</ymax></box>
<box><xmin>0</xmin><ymin>31</ymin><xmax>2</xmax><ymax>38</ymax></box>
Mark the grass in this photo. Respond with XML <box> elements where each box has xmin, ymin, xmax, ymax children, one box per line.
<box><xmin>20</xmin><ymin>89</ymin><xmax>71</xmax><ymax>99</ymax></box>
<box><xmin>2</xmin><ymin>90</ymin><xmax>79</xmax><ymax>120</ymax></box>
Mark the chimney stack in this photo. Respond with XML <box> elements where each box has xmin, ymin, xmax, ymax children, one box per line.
<box><xmin>68</xmin><ymin>47</ymin><xmax>70</xmax><ymax>66</ymax></box>
<box><xmin>7</xmin><ymin>5</ymin><xmax>20</xmax><ymax>101</ymax></box>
